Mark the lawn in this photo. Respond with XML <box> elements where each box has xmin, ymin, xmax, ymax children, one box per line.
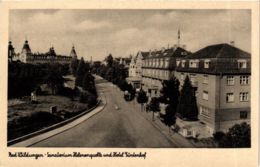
<box><xmin>8</xmin><ymin>95</ymin><xmax>88</xmax><ymax>141</ymax></box>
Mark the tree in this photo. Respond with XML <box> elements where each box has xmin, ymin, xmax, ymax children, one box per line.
<box><xmin>118</xmin><ymin>79</ymin><xmax>129</xmax><ymax>91</ymax></box>
<box><xmin>82</xmin><ymin>73</ymin><xmax>96</xmax><ymax>95</ymax></box>
<box><xmin>45</xmin><ymin>70</ymin><xmax>64</xmax><ymax>95</ymax></box>
<box><xmin>127</xmin><ymin>83</ymin><xmax>136</xmax><ymax>100</ymax></box>
<box><xmin>148</xmin><ymin>97</ymin><xmax>160</xmax><ymax>121</ymax></box>
<box><xmin>164</xmin><ymin>104</ymin><xmax>177</xmax><ymax>134</ymax></box>
<box><xmin>75</xmin><ymin>57</ymin><xmax>86</xmax><ymax>86</ymax></box>
<box><xmin>136</xmin><ymin>89</ymin><xmax>148</xmax><ymax>112</ymax></box>
<box><xmin>160</xmin><ymin>76</ymin><xmax>180</xmax><ymax>132</ymax></box>
<box><xmin>105</xmin><ymin>67</ymin><xmax>115</xmax><ymax>82</ymax></box>
<box><xmin>216</xmin><ymin>122</ymin><xmax>251</xmax><ymax>148</ymax></box>
<box><xmin>160</xmin><ymin>76</ymin><xmax>180</xmax><ymax>104</ymax></box>
<box><xmin>105</xmin><ymin>54</ymin><xmax>113</xmax><ymax>67</ymax></box>
<box><xmin>177</xmin><ymin>76</ymin><xmax>198</xmax><ymax>120</ymax></box>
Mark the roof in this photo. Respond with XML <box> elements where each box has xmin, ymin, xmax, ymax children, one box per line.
<box><xmin>140</xmin><ymin>52</ymin><xmax>149</xmax><ymax>58</ymax></box>
<box><xmin>185</xmin><ymin>43</ymin><xmax>250</xmax><ymax>59</ymax></box>
<box><xmin>146</xmin><ymin>47</ymin><xmax>191</xmax><ymax>59</ymax></box>
<box><xmin>175</xmin><ymin>44</ymin><xmax>251</xmax><ymax>75</ymax></box>
<box><xmin>22</xmin><ymin>40</ymin><xmax>31</xmax><ymax>52</ymax></box>
<box><xmin>70</xmin><ymin>46</ymin><xmax>77</xmax><ymax>57</ymax></box>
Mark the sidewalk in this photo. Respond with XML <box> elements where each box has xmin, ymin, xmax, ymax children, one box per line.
<box><xmin>131</xmin><ymin>101</ymin><xmax>195</xmax><ymax>148</ymax></box>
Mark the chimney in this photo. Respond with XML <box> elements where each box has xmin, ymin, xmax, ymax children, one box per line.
<box><xmin>230</xmin><ymin>41</ymin><xmax>235</xmax><ymax>46</ymax></box>
<box><xmin>161</xmin><ymin>47</ymin><xmax>165</xmax><ymax>52</ymax></box>
<box><xmin>182</xmin><ymin>44</ymin><xmax>186</xmax><ymax>50</ymax></box>
<box><xmin>173</xmin><ymin>44</ymin><xmax>178</xmax><ymax>51</ymax></box>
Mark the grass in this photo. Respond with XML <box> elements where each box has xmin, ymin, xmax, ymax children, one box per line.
<box><xmin>8</xmin><ymin>95</ymin><xmax>88</xmax><ymax>141</ymax></box>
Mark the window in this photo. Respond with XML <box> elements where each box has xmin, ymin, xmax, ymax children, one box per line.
<box><xmin>181</xmin><ymin>60</ymin><xmax>186</xmax><ymax>67</ymax></box>
<box><xmin>240</xmin><ymin>92</ymin><xmax>249</xmax><ymax>102</ymax></box>
<box><xmin>200</xmin><ymin>106</ymin><xmax>210</xmax><ymax>117</ymax></box>
<box><xmin>165</xmin><ymin>58</ymin><xmax>169</xmax><ymax>67</ymax></box>
<box><xmin>240</xmin><ymin>76</ymin><xmax>249</xmax><ymax>85</ymax></box>
<box><xmin>154</xmin><ymin>90</ymin><xmax>157</xmax><ymax>95</ymax></box>
<box><xmin>226</xmin><ymin>93</ymin><xmax>234</xmax><ymax>102</ymax></box>
<box><xmin>203</xmin><ymin>91</ymin><xmax>208</xmax><ymax>100</ymax></box>
<box><xmin>204</xmin><ymin>60</ymin><xmax>210</xmax><ymax>68</ymax></box>
<box><xmin>227</xmin><ymin>76</ymin><xmax>235</xmax><ymax>85</ymax></box>
<box><xmin>190</xmin><ymin>74</ymin><xmax>197</xmax><ymax>86</ymax></box>
<box><xmin>156</xmin><ymin>59</ymin><xmax>159</xmax><ymax>67</ymax></box>
<box><xmin>180</xmin><ymin>73</ymin><xmax>184</xmax><ymax>81</ymax></box>
<box><xmin>238</xmin><ymin>59</ymin><xmax>247</xmax><ymax>68</ymax></box>
<box><xmin>203</xmin><ymin>75</ymin><xmax>208</xmax><ymax>84</ymax></box>
<box><xmin>176</xmin><ymin>60</ymin><xmax>180</xmax><ymax>66</ymax></box>
<box><xmin>153</xmin><ymin>59</ymin><xmax>156</xmax><ymax>67</ymax></box>
<box><xmin>160</xmin><ymin>59</ymin><xmax>164</xmax><ymax>67</ymax></box>
<box><xmin>240</xmin><ymin>111</ymin><xmax>248</xmax><ymax>119</ymax></box>
<box><xmin>189</xmin><ymin>60</ymin><xmax>199</xmax><ymax>68</ymax></box>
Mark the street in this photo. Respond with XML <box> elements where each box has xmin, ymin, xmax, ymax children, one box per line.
<box><xmin>31</xmin><ymin>77</ymin><xmax>177</xmax><ymax>147</ymax></box>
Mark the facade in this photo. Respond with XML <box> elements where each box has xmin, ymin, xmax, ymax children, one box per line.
<box><xmin>10</xmin><ymin>40</ymin><xmax>75</xmax><ymax>64</ymax></box>
<box><xmin>142</xmin><ymin>46</ymin><xmax>190</xmax><ymax>99</ymax></box>
<box><xmin>126</xmin><ymin>52</ymin><xmax>149</xmax><ymax>89</ymax></box>
<box><xmin>175</xmin><ymin>43</ymin><xmax>251</xmax><ymax>134</ymax></box>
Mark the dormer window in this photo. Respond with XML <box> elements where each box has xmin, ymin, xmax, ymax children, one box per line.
<box><xmin>176</xmin><ymin>60</ymin><xmax>180</xmax><ymax>66</ymax></box>
<box><xmin>181</xmin><ymin>52</ymin><xmax>187</xmax><ymax>56</ymax></box>
<box><xmin>204</xmin><ymin>59</ymin><xmax>210</xmax><ymax>68</ymax></box>
<box><xmin>165</xmin><ymin>58</ymin><xmax>169</xmax><ymax>67</ymax></box>
<box><xmin>181</xmin><ymin>60</ymin><xmax>186</xmax><ymax>67</ymax></box>
<box><xmin>160</xmin><ymin>59</ymin><xmax>164</xmax><ymax>67</ymax></box>
<box><xmin>189</xmin><ymin>59</ymin><xmax>199</xmax><ymax>68</ymax></box>
<box><xmin>238</xmin><ymin>59</ymin><xmax>247</xmax><ymax>68</ymax></box>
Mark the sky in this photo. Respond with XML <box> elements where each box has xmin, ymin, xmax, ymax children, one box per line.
<box><xmin>9</xmin><ymin>9</ymin><xmax>251</xmax><ymax>61</ymax></box>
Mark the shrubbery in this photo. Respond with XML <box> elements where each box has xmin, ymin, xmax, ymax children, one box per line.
<box><xmin>8</xmin><ymin>62</ymin><xmax>70</xmax><ymax>98</ymax></box>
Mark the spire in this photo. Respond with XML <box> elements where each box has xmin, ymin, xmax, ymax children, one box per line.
<box><xmin>22</xmin><ymin>39</ymin><xmax>31</xmax><ymax>53</ymax></box>
<box><xmin>177</xmin><ymin>28</ymin><xmax>180</xmax><ymax>47</ymax></box>
<box><xmin>8</xmin><ymin>40</ymin><xmax>15</xmax><ymax>62</ymax></box>
<box><xmin>70</xmin><ymin>45</ymin><xmax>77</xmax><ymax>58</ymax></box>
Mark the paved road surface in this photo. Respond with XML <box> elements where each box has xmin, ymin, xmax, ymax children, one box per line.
<box><xmin>31</xmin><ymin>77</ymin><xmax>177</xmax><ymax>147</ymax></box>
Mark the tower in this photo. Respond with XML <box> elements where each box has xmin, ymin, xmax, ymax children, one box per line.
<box><xmin>8</xmin><ymin>41</ymin><xmax>15</xmax><ymax>62</ymax></box>
<box><xmin>177</xmin><ymin>28</ymin><xmax>180</xmax><ymax>47</ymax></box>
<box><xmin>70</xmin><ymin>45</ymin><xmax>77</xmax><ymax>59</ymax></box>
<box><xmin>20</xmin><ymin>40</ymin><xmax>32</xmax><ymax>63</ymax></box>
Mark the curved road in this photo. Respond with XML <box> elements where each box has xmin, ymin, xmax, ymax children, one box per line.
<box><xmin>31</xmin><ymin>77</ymin><xmax>177</xmax><ymax>147</ymax></box>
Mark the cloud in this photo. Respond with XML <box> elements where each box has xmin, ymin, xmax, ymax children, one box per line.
<box><xmin>73</xmin><ymin>20</ymin><xmax>112</xmax><ymax>31</ymax></box>
<box><xmin>9</xmin><ymin>10</ymin><xmax>251</xmax><ymax>61</ymax></box>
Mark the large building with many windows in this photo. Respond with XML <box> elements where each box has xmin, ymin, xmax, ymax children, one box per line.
<box><xmin>9</xmin><ymin>40</ymin><xmax>75</xmax><ymax>64</ymax></box>
<box><xmin>175</xmin><ymin>43</ymin><xmax>251</xmax><ymax>134</ymax></box>
<box><xmin>141</xmin><ymin>46</ymin><xmax>191</xmax><ymax>99</ymax></box>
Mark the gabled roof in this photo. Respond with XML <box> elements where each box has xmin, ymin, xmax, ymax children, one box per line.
<box><xmin>185</xmin><ymin>43</ymin><xmax>250</xmax><ymax>59</ymax></box>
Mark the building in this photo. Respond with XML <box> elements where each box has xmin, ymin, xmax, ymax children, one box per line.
<box><xmin>126</xmin><ymin>52</ymin><xmax>149</xmax><ymax>89</ymax></box>
<box><xmin>141</xmin><ymin>46</ymin><xmax>191</xmax><ymax>99</ymax></box>
<box><xmin>9</xmin><ymin>40</ymin><xmax>75</xmax><ymax>64</ymax></box>
<box><xmin>175</xmin><ymin>43</ymin><xmax>251</xmax><ymax>134</ymax></box>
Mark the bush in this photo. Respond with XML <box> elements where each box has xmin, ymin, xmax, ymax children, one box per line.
<box><xmin>79</xmin><ymin>92</ymin><xmax>97</xmax><ymax>107</ymax></box>
<box><xmin>35</xmin><ymin>86</ymin><xmax>42</xmax><ymax>95</ymax></box>
<box><xmin>213</xmin><ymin>131</ymin><xmax>226</xmax><ymax>141</ymax></box>
<box><xmin>8</xmin><ymin>111</ymin><xmax>63</xmax><ymax>140</ymax></box>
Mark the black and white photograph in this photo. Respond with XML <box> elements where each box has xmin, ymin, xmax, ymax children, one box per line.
<box><xmin>7</xmin><ymin>9</ymin><xmax>252</xmax><ymax>148</ymax></box>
